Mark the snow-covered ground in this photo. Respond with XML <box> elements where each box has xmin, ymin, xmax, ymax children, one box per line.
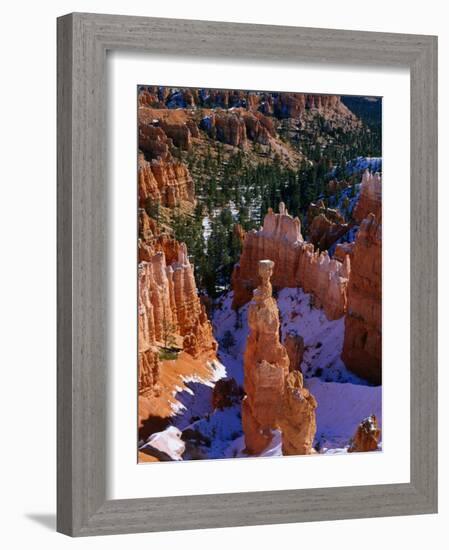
<box><xmin>141</xmin><ymin>288</ymin><xmax>381</xmax><ymax>460</ymax></box>
<box><xmin>170</xmin><ymin>359</ymin><xmax>227</xmax><ymax>429</ymax></box>
<box><xmin>162</xmin><ymin>288</ymin><xmax>382</xmax><ymax>460</ymax></box>
<box><xmin>214</xmin><ymin>288</ymin><xmax>366</xmax><ymax>385</ymax></box>
<box><xmin>276</xmin><ymin>288</ymin><xmax>366</xmax><ymax>384</ymax></box>
<box><xmin>331</xmin><ymin>156</ymin><xmax>382</xmax><ymax>177</ymax></box>
<box><xmin>307</xmin><ymin>378</ymin><xmax>381</xmax><ymax>451</ymax></box>
<box><xmin>140</xmin><ymin>426</ymin><xmax>185</xmax><ymax>461</ymax></box>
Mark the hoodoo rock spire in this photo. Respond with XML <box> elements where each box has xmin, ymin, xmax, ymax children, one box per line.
<box><xmin>242</xmin><ymin>259</ymin><xmax>317</xmax><ymax>455</ymax></box>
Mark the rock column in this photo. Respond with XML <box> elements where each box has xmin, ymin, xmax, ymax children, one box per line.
<box><xmin>242</xmin><ymin>260</ymin><xmax>317</xmax><ymax>456</ymax></box>
<box><xmin>242</xmin><ymin>260</ymin><xmax>290</xmax><ymax>454</ymax></box>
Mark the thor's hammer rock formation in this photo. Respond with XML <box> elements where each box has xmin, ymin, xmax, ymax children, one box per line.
<box><xmin>242</xmin><ymin>260</ymin><xmax>289</xmax><ymax>454</ymax></box>
<box><xmin>242</xmin><ymin>260</ymin><xmax>317</xmax><ymax>455</ymax></box>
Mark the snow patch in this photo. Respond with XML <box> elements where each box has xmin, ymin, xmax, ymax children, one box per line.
<box><xmin>307</xmin><ymin>377</ymin><xmax>382</xmax><ymax>451</ymax></box>
<box><xmin>140</xmin><ymin>426</ymin><xmax>185</xmax><ymax>460</ymax></box>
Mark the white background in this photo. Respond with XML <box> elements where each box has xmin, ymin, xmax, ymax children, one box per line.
<box><xmin>109</xmin><ymin>54</ymin><xmax>410</xmax><ymax>499</ymax></box>
<box><xmin>0</xmin><ymin>1</ymin><xmax>445</xmax><ymax>548</ymax></box>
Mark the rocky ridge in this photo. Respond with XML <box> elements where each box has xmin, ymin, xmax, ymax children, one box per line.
<box><xmin>232</xmin><ymin>203</ymin><xmax>350</xmax><ymax>320</ymax></box>
<box><xmin>139</xmin><ymin>87</ymin><xmax>360</xmax><ymax>126</ymax></box>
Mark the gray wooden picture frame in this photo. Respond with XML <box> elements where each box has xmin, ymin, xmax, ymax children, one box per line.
<box><xmin>57</xmin><ymin>12</ymin><xmax>438</xmax><ymax>537</ymax></box>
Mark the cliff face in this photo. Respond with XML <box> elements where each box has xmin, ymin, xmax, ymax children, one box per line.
<box><xmin>138</xmin><ymin>107</ymin><xmax>195</xmax><ymax>208</ymax></box>
<box><xmin>138</xmin><ymin>153</ymin><xmax>194</xmax><ymax>208</ymax></box>
<box><xmin>353</xmin><ymin>170</ymin><xmax>382</xmax><ymax>223</ymax></box>
<box><xmin>139</xmin><ymin>107</ymin><xmax>200</xmax><ymax>149</ymax></box>
<box><xmin>139</xmin><ymin>88</ymin><xmax>357</xmax><ymax>119</ymax></box>
<box><xmin>268</xmin><ymin>93</ymin><xmax>358</xmax><ymax>122</ymax></box>
<box><xmin>342</xmin><ymin>213</ymin><xmax>382</xmax><ymax>383</ymax></box>
<box><xmin>138</xmin><ymin>238</ymin><xmax>217</xmax><ymax>399</ymax></box>
<box><xmin>232</xmin><ymin>203</ymin><xmax>350</xmax><ymax>320</ymax></box>
<box><xmin>200</xmin><ymin>108</ymin><xmax>276</xmax><ymax>148</ymax></box>
<box><xmin>242</xmin><ymin>260</ymin><xmax>290</xmax><ymax>454</ymax></box>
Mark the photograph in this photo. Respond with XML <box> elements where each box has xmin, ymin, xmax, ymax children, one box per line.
<box><xmin>137</xmin><ymin>86</ymin><xmax>382</xmax><ymax>462</ymax></box>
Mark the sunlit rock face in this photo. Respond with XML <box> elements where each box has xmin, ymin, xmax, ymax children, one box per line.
<box><xmin>138</xmin><ymin>238</ymin><xmax>218</xmax><ymax>400</ymax></box>
<box><xmin>242</xmin><ymin>260</ymin><xmax>316</xmax><ymax>456</ymax></box>
<box><xmin>142</xmin><ymin>242</ymin><xmax>216</xmax><ymax>357</ymax></box>
<box><xmin>353</xmin><ymin>170</ymin><xmax>382</xmax><ymax>223</ymax></box>
<box><xmin>279</xmin><ymin>371</ymin><xmax>317</xmax><ymax>456</ymax></box>
<box><xmin>232</xmin><ymin>203</ymin><xmax>350</xmax><ymax>320</ymax></box>
<box><xmin>138</xmin><ymin>106</ymin><xmax>197</xmax><ymax>153</ymax></box>
<box><xmin>199</xmin><ymin>108</ymin><xmax>277</xmax><ymax>148</ymax></box>
<box><xmin>334</xmin><ymin>242</ymin><xmax>354</xmax><ymax>263</ymax></box>
<box><xmin>231</xmin><ymin>204</ymin><xmax>304</xmax><ymax>309</ymax></box>
<box><xmin>342</xmin><ymin>213</ymin><xmax>382</xmax><ymax>384</ymax></box>
<box><xmin>242</xmin><ymin>260</ymin><xmax>290</xmax><ymax>454</ymax></box>
<box><xmin>138</xmin><ymin>106</ymin><xmax>195</xmax><ymax>209</ymax></box>
<box><xmin>348</xmin><ymin>415</ymin><xmax>381</xmax><ymax>452</ymax></box>
<box><xmin>138</xmin><ymin>153</ymin><xmax>194</xmax><ymax>209</ymax></box>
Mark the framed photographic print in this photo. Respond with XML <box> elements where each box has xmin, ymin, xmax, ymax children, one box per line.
<box><xmin>57</xmin><ymin>13</ymin><xmax>438</xmax><ymax>536</ymax></box>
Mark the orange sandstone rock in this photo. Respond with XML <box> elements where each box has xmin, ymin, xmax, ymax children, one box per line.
<box><xmin>242</xmin><ymin>260</ymin><xmax>290</xmax><ymax>454</ymax></box>
<box><xmin>232</xmin><ymin>203</ymin><xmax>350</xmax><ymax>320</ymax></box>
<box><xmin>279</xmin><ymin>371</ymin><xmax>317</xmax><ymax>455</ymax></box>
<box><xmin>353</xmin><ymin>170</ymin><xmax>382</xmax><ymax>223</ymax></box>
<box><xmin>138</xmin><ymin>153</ymin><xmax>194</xmax><ymax>209</ymax></box>
<box><xmin>284</xmin><ymin>331</ymin><xmax>305</xmax><ymax>372</ymax></box>
<box><xmin>138</xmin><ymin>107</ymin><xmax>195</xmax><ymax>208</ymax></box>
<box><xmin>334</xmin><ymin>242</ymin><xmax>354</xmax><ymax>263</ymax></box>
<box><xmin>348</xmin><ymin>415</ymin><xmax>381</xmax><ymax>452</ymax></box>
<box><xmin>138</xmin><ymin>240</ymin><xmax>217</xmax><ymax>399</ymax></box>
<box><xmin>342</xmin><ymin>214</ymin><xmax>382</xmax><ymax>384</ymax></box>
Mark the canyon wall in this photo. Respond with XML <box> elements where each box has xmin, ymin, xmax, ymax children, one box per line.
<box><xmin>138</xmin><ymin>107</ymin><xmax>195</xmax><ymax>208</ymax></box>
<box><xmin>342</xmin><ymin>213</ymin><xmax>382</xmax><ymax>383</ymax></box>
<box><xmin>138</xmin><ymin>153</ymin><xmax>194</xmax><ymax>209</ymax></box>
<box><xmin>138</xmin><ymin>230</ymin><xmax>217</xmax><ymax>399</ymax></box>
<box><xmin>200</xmin><ymin>108</ymin><xmax>276</xmax><ymax>148</ymax></box>
<box><xmin>138</xmin><ymin>88</ymin><xmax>360</xmax><ymax>127</ymax></box>
<box><xmin>232</xmin><ymin>203</ymin><xmax>350</xmax><ymax>320</ymax></box>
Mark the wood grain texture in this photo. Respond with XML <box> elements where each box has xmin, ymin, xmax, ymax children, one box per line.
<box><xmin>57</xmin><ymin>12</ymin><xmax>438</xmax><ymax>536</ymax></box>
